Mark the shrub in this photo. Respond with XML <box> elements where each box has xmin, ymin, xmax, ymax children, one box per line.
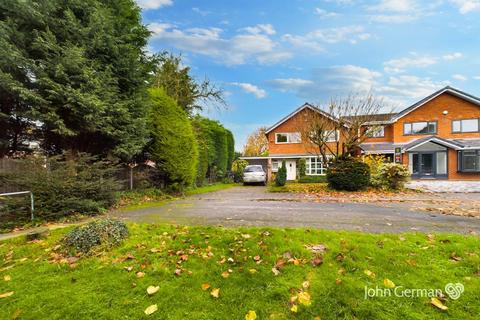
<box><xmin>380</xmin><ymin>163</ymin><xmax>411</xmax><ymax>190</ymax></box>
<box><xmin>231</xmin><ymin>159</ymin><xmax>248</xmax><ymax>182</ymax></box>
<box><xmin>0</xmin><ymin>154</ymin><xmax>121</xmax><ymax>222</ymax></box>
<box><xmin>326</xmin><ymin>158</ymin><xmax>370</xmax><ymax>191</ymax></box>
<box><xmin>61</xmin><ymin>219</ymin><xmax>128</xmax><ymax>255</ymax></box>
<box><xmin>148</xmin><ymin>88</ymin><xmax>198</xmax><ymax>190</ymax></box>
<box><xmin>275</xmin><ymin>161</ymin><xmax>287</xmax><ymax>186</ymax></box>
<box><xmin>297</xmin><ymin>158</ymin><xmax>306</xmax><ymax>178</ymax></box>
<box><xmin>298</xmin><ymin>175</ymin><xmax>326</xmax><ymax>183</ymax></box>
<box><xmin>362</xmin><ymin>155</ymin><xmax>387</xmax><ymax>188</ymax></box>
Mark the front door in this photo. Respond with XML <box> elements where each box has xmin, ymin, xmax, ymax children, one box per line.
<box><xmin>420</xmin><ymin>153</ymin><xmax>434</xmax><ymax>176</ymax></box>
<box><xmin>285</xmin><ymin>160</ymin><xmax>296</xmax><ymax>180</ymax></box>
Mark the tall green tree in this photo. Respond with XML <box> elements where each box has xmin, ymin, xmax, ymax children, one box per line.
<box><xmin>148</xmin><ymin>88</ymin><xmax>198</xmax><ymax>189</ymax></box>
<box><xmin>0</xmin><ymin>0</ymin><xmax>152</xmax><ymax>160</ymax></box>
<box><xmin>152</xmin><ymin>53</ymin><xmax>225</xmax><ymax>115</ymax></box>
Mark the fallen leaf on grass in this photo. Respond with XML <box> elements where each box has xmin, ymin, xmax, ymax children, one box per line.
<box><xmin>290</xmin><ymin>305</ymin><xmax>298</xmax><ymax>313</ymax></box>
<box><xmin>364</xmin><ymin>270</ymin><xmax>376</xmax><ymax>278</ymax></box>
<box><xmin>3</xmin><ymin>275</ymin><xmax>11</xmax><ymax>281</ymax></box>
<box><xmin>249</xmin><ymin>269</ymin><xmax>257</xmax><ymax>274</ymax></box>
<box><xmin>245</xmin><ymin>310</ymin><xmax>257</xmax><ymax>320</ymax></box>
<box><xmin>383</xmin><ymin>278</ymin><xmax>395</xmax><ymax>288</ymax></box>
<box><xmin>144</xmin><ymin>304</ymin><xmax>158</xmax><ymax>315</ymax></box>
<box><xmin>311</xmin><ymin>256</ymin><xmax>323</xmax><ymax>267</ymax></box>
<box><xmin>201</xmin><ymin>283</ymin><xmax>210</xmax><ymax>291</ymax></box>
<box><xmin>136</xmin><ymin>272</ymin><xmax>145</xmax><ymax>278</ymax></box>
<box><xmin>302</xmin><ymin>281</ymin><xmax>310</xmax><ymax>289</ymax></box>
<box><xmin>298</xmin><ymin>291</ymin><xmax>311</xmax><ymax>306</ymax></box>
<box><xmin>271</xmin><ymin>267</ymin><xmax>280</xmax><ymax>276</ymax></box>
<box><xmin>210</xmin><ymin>288</ymin><xmax>220</xmax><ymax>298</ymax></box>
<box><xmin>124</xmin><ymin>266</ymin><xmax>133</xmax><ymax>272</ymax></box>
<box><xmin>450</xmin><ymin>252</ymin><xmax>462</xmax><ymax>262</ymax></box>
<box><xmin>431</xmin><ymin>297</ymin><xmax>448</xmax><ymax>311</ymax></box>
<box><xmin>335</xmin><ymin>278</ymin><xmax>342</xmax><ymax>285</ymax></box>
<box><xmin>0</xmin><ymin>291</ymin><xmax>14</xmax><ymax>298</ymax></box>
<box><xmin>221</xmin><ymin>271</ymin><xmax>230</xmax><ymax>278</ymax></box>
<box><xmin>174</xmin><ymin>269</ymin><xmax>182</xmax><ymax>276</ymax></box>
<box><xmin>147</xmin><ymin>286</ymin><xmax>159</xmax><ymax>295</ymax></box>
<box><xmin>305</xmin><ymin>244</ymin><xmax>327</xmax><ymax>254</ymax></box>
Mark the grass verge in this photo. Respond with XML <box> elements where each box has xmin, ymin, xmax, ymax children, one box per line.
<box><xmin>0</xmin><ymin>224</ymin><xmax>479</xmax><ymax>319</ymax></box>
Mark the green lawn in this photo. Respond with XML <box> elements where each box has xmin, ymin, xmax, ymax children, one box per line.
<box><xmin>1</xmin><ymin>224</ymin><xmax>479</xmax><ymax>319</ymax></box>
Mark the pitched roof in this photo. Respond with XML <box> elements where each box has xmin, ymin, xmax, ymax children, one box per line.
<box><xmin>264</xmin><ymin>103</ymin><xmax>340</xmax><ymax>134</ymax></box>
<box><xmin>391</xmin><ymin>86</ymin><xmax>480</xmax><ymax>122</ymax></box>
<box><xmin>403</xmin><ymin>136</ymin><xmax>465</xmax><ymax>151</ymax></box>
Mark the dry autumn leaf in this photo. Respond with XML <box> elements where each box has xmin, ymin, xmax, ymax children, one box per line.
<box><xmin>431</xmin><ymin>297</ymin><xmax>448</xmax><ymax>311</ymax></box>
<box><xmin>271</xmin><ymin>267</ymin><xmax>280</xmax><ymax>276</ymax></box>
<box><xmin>249</xmin><ymin>269</ymin><xmax>257</xmax><ymax>274</ymax></box>
<box><xmin>136</xmin><ymin>272</ymin><xmax>145</xmax><ymax>278</ymax></box>
<box><xmin>4</xmin><ymin>275</ymin><xmax>11</xmax><ymax>281</ymax></box>
<box><xmin>221</xmin><ymin>271</ymin><xmax>230</xmax><ymax>278</ymax></box>
<box><xmin>210</xmin><ymin>288</ymin><xmax>220</xmax><ymax>298</ymax></box>
<box><xmin>201</xmin><ymin>283</ymin><xmax>210</xmax><ymax>291</ymax></box>
<box><xmin>245</xmin><ymin>310</ymin><xmax>257</xmax><ymax>320</ymax></box>
<box><xmin>335</xmin><ymin>278</ymin><xmax>342</xmax><ymax>285</ymax></box>
<box><xmin>290</xmin><ymin>304</ymin><xmax>298</xmax><ymax>313</ymax></box>
<box><xmin>364</xmin><ymin>270</ymin><xmax>376</xmax><ymax>278</ymax></box>
<box><xmin>302</xmin><ymin>281</ymin><xmax>310</xmax><ymax>289</ymax></box>
<box><xmin>298</xmin><ymin>291</ymin><xmax>311</xmax><ymax>306</ymax></box>
<box><xmin>383</xmin><ymin>278</ymin><xmax>395</xmax><ymax>288</ymax></box>
<box><xmin>146</xmin><ymin>286</ymin><xmax>159</xmax><ymax>295</ymax></box>
<box><xmin>144</xmin><ymin>304</ymin><xmax>158</xmax><ymax>315</ymax></box>
<box><xmin>0</xmin><ymin>291</ymin><xmax>14</xmax><ymax>299</ymax></box>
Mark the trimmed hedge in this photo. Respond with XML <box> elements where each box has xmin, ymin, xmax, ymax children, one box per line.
<box><xmin>326</xmin><ymin>159</ymin><xmax>370</xmax><ymax>191</ymax></box>
<box><xmin>148</xmin><ymin>88</ymin><xmax>198</xmax><ymax>190</ymax></box>
<box><xmin>298</xmin><ymin>175</ymin><xmax>327</xmax><ymax>183</ymax></box>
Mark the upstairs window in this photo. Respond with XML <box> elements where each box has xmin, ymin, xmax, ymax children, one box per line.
<box><xmin>452</xmin><ymin>119</ymin><xmax>479</xmax><ymax>133</ymax></box>
<box><xmin>275</xmin><ymin>132</ymin><xmax>301</xmax><ymax>144</ymax></box>
<box><xmin>324</xmin><ymin>130</ymin><xmax>339</xmax><ymax>142</ymax></box>
<box><xmin>404</xmin><ymin>121</ymin><xmax>437</xmax><ymax>135</ymax></box>
<box><xmin>366</xmin><ymin>126</ymin><xmax>385</xmax><ymax>138</ymax></box>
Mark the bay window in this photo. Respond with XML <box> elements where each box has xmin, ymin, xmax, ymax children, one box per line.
<box><xmin>305</xmin><ymin>157</ymin><xmax>327</xmax><ymax>175</ymax></box>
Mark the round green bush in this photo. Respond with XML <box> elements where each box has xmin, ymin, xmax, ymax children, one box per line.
<box><xmin>326</xmin><ymin>159</ymin><xmax>370</xmax><ymax>191</ymax></box>
<box><xmin>62</xmin><ymin>219</ymin><xmax>128</xmax><ymax>255</ymax></box>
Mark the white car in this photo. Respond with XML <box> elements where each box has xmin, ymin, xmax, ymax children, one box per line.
<box><xmin>243</xmin><ymin>165</ymin><xmax>267</xmax><ymax>185</ymax></box>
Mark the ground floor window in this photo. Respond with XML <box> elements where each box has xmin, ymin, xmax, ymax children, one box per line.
<box><xmin>459</xmin><ymin>150</ymin><xmax>480</xmax><ymax>172</ymax></box>
<box><xmin>306</xmin><ymin>157</ymin><xmax>327</xmax><ymax>175</ymax></box>
<box><xmin>408</xmin><ymin>151</ymin><xmax>447</xmax><ymax>177</ymax></box>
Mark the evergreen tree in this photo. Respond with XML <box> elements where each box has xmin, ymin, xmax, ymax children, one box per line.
<box><xmin>0</xmin><ymin>0</ymin><xmax>152</xmax><ymax>160</ymax></box>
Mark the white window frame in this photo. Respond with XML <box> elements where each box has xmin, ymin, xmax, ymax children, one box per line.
<box><xmin>452</xmin><ymin>119</ymin><xmax>480</xmax><ymax>133</ymax></box>
<box><xmin>325</xmin><ymin>130</ymin><xmax>339</xmax><ymax>142</ymax></box>
<box><xmin>305</xmin><ymin>157</ymin><xmax>328</xmax><ymax>175</ymax></box>
<box><xmin>367</xmin><ymin>126</ymin><xmax>385</xmax><ymax>138</ymax></box>
<box><xmin>271</xmin><ymin>160</ymin><xmax>279</xmax><ymax>172</ymax></box>
<box><xmin>275</xmin><ymin>132</ymin><xmax>302</xmax><ymax>144</ymax></box>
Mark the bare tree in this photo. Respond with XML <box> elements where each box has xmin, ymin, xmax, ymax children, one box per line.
<box><xmin>298</xmin><ymin>92</ymin><xmax>389</xmax><ymax>162</ymax></box>
<box><xmin>243</xmin><ymin>127</ymin><xmax>268</xmax><ymax>156</ymax></box>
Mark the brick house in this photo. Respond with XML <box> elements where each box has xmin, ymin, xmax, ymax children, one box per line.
<box><xmin>242</xmin><ymin>86</ymin><xmax>480</xmax><ymax>181</ymax></box>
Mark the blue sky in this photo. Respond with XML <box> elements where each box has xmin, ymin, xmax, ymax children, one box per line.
<box><xmin>137</xmin><ymin>0</ymin><xmax>480</xmax><ymax>151</ymax></box>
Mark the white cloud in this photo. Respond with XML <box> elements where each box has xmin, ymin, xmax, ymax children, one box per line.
<box><xmin>384</xmin><ymin>54</ymin><xmax>437</xmax><ymax>73</ymax></box>
<box><xmin>369</xmin><ymin>0</ymin><xmax>417</xmax><ymax>12</ymax></box>
<box><xmin>450</xmin><ymin>0</ymin><xmax>480</xmax><ymax>14</ymax></box>
<box><xmin>268</xmin><ymin>65</ymin><xmax>450</xmax><ymax>110</ymax></box>
<box><xmin>443</xmin><ymin>52</ymin><xmax>463</xmax><ymax>60</ymax></box>
<box><xmin>149</xmin><ymin>23</ymin><xmax>291</xmax><ymax>65</ymax></box>
<box><xmin>231</xmin><ymin>83</ymin><xmax>267</xmax><ymax>98</ymax></box>
<box><xmin>452</xmin><ymin>74</ymin><xmax>468</xmax><ymax>81</ymax></box>
<box><xmin>474</xmin><ymin>76</ymin><xmax>480</xmax><ymax>80</ymax></box>
<box><xmin>314</xmin><ymin>8</ymin><xmax>340</xmax><ymax>18</ymax></box>
<box><xmin>370</xmin><ymin>14</ymin><xmax>417</xmax><ymax>23</ymax></box>
<box><xmin>192</xmin><ymin>7</ymin><xmax>210</xmax><ymax>16</ymax></box>
<box><xmin>137</xmin><ymin>0</ymin><xmax>172</xmax><ymax>10</ymax></box>
<box><xmin>240</xmin><ymin>24</ymin><xmax>276</xmax><ymax>35</ymax></box>
<box><xmin>282</xmin><ymin>26</ymin><xmax>371</xmax><ymax>52</ymax></box>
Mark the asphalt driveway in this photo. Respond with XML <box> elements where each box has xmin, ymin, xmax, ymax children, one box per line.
<box><xmin>112</xmin><ymin>186</ymin><xmax>480</xmax><ymax>234</ymax></box>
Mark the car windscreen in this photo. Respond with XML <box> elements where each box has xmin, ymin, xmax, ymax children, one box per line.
<box><xmin>244</xmin><ymin>166</ymin><xmax>263</xmax><ymax>172</ymax></box>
